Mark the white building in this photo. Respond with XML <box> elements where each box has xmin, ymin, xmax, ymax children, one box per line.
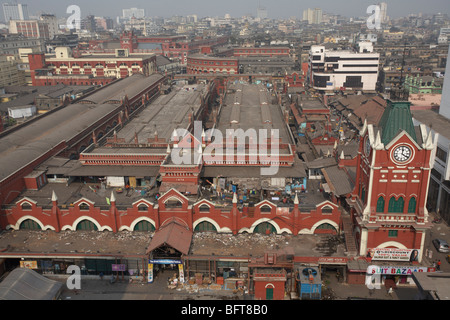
<box><xmin>2</xmin><ymin>3</ymin><xmax>29</xmax><ymax>21</ymax></box>
<box><xmin>8</xmin><ymin>105</ymin><xmax>36</xmax><ymax>119</ymax></box>
<box><xmin>303</xmin><ymin>8</ymin><xmax>322</xmax><ymax>25</ymax></box>
<box><xmin>379</xmin><ymin>2</ymin><xmax>388</xmax><ymax>24</ymax></box>
<box><xmin>308</xmin><ymin>42</ymin><xmax>380</xmax><ymax>92</ymax></box>
<box><xmin>122</xmin><ymin>8</ymin><xmax>145</xmax><ymax>20</ymax></box>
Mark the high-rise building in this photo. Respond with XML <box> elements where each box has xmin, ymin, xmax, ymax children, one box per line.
<box><xmin>122</xmin><ymin>8</ymin><xmax>145</xmax><ymax>20</ymax></box>
<box><xmin>440</xmin><ymin>44</ymin><xmax>450</xmax><ymax>119</ymax></box>
<box><xmin>257</xmin><ymin>6</ymin><xmax>268</xmax><ymax>20</ymax></box>
<box><xmin>303</xmin><ymin>8</ymin><xmax>322</xmax><ymax>24</ymax></box>
<box><xmin>2</xmin><ymin>2</ymin><xmax>29</xmax><ymax>21</ymax></box>
<box><xmin>39</xmin><ymin>14</ymin><xmax>58</xmax><ymax>40</ymax></box>
<box><xmin>8</xmin><ymin>20</ymin><xmax>50</xmax><ymax>39</ymax></box>
<box><xmin>379</xmin><ymin>2</ymin><xmax>388</xmax><ymax>24</ymax></box>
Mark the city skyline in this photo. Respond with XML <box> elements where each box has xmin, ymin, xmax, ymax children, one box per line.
<box><xmin>5</xmin><ymin>0</ymin><xmax>450</xmax><ymax>20</ymax></box>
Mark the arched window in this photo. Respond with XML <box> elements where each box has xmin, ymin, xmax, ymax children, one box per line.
<box><xmin>199</xmin><ymin>204</ymin><xmax>210</xmax><ymax>213</ymax></box>
<box><xmin>408</xmin><ymin>197</ymin><xmax>417</xmax><ymax>214</ymax></box>
<box><xmin>21</xmin><ymin>202</ymin><xmax>32</xmax><ymax>210</ymax></box>
<box><xmin>165</xmin><ymin>199</ymin><xmax>183</xmax><ymax>208</ymax></box>
<box><xmin>133</xmin><ymin>221</ymin><xmax>155</xmax><ymax>232</ymax></box>
<box><xmin>138</xmin><ymin>204</ymin><xmax>148</xmax><ymax>212</ymax></box>
<box><xmin>19</xmin><ymin>219</ymin><xmax>41</xmax><ymax>230</ymax></box>
<box><xmin>315</xmin><ymin>223</ymin><xmax>337</xmax><ymax>232</ymax></box>
<box><xmin>254</xmin><ymin>222</ymin><xmax>276</xmax><ymax>234</ymax></box>
<box><xmin>260</xmin><ymin>205</ymin><xmax>272</xmax><ymax>213</ymax></box>
<box><xmin>76</xmin><ymin>220</ymin><xmax>98</xmax><ymax>231</ymax></box>
<box><xmin>376</xmin><ymin>197</ymin><xmax>385</xmax><ymax>213</ymax></box>
<box><xmin>194</xmin><ymin>221</ymin><xmax>217</xmax><ymax>232</ymax></box>
<box><xmin>79</xmin><ymin>203</ymin><xmax>90</xmax><ymax>211</ymax></box>
<box><xmin>388</xmin><ymin>197</ymin><xmax>404</xmax><ymax>213</ymax></box>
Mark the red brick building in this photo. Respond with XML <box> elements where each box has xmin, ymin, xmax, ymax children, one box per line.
<box><xmin>28</xmin><ymin>47</ymin><xmax>157</xmax><ymax>86</ymax></box>
<box><xmin>347</xmin><ymin>99</ymin><xmax>434</xmax><ymax>262</ymax></box>
<box><xmin>233</xmin><ymin>47</ymin><xmax>290</xmax><ymax>57</ymax></box>
<box><xmin>186</xmin><ymin>55</ymin><xmax>238</xmax><ymax>75</ymax></box>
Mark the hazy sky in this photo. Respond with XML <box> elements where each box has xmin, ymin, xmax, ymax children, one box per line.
<box><xmin>9</xmin><ymin>0</ymin><xmax>450</xmax><ymax>19</ymax></box>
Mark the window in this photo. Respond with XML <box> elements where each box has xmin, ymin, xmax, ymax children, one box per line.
<box><xmin>260</xmin><ymin>205</ymin><xmax>272</xmax><ymax>213</ymax></box>
<box><xmin>138</xmin><ymin>204</ymin><xmax>148</xmax><ymax>211</ymax></box>
<box><xmin>21</xmin><ymin>202</ymin><xmax>32</xmax><ymax>210</ymax></box>
<box><xmin>376</xmin><ymin>197</ymin><xmax>385</xmax><ymax>213</ymax></box>
<box><xmin>76</xmin><ymin>220</ymin><xmax>98</xmax><ymax>231</ymax></box>
<box><xmin>79</xmin><ymin>203</ymin><xmax>90</xmax><ymax>211</ymax></box>
<box><xmin>194</xmin><ymin>221</ymin><xmax>217</xmax><ymax>232</ymax></box>
<box><xmin>165</xmin><ymin>199</ymin><xmax>183</xmax><ymax>208</ymax></box>
<box><xmin>199</xmin><ymin>204</ymin><xmax>210</xmax><ymax>213</ymax></box>
<box><xmin>388</xmin><ymin>230</ymin><xmax>398</xmax><ymax>238</ymax></box>
<box><xmin>19</xmin><ymin>219</ymin><xmax>41</xmax><ymax>230</ymax></box>
<box><xmin>388</xmin><ymin>197</ymin><xmax>404</xmax><ymax>213</ymax></box>
<box><xmin>436</xmin><ymin>147</ymin><xmax>448</xmax><ymax>163</ymax></box>
<box><xmin>322</xmin><ymin>207</ymin><xmax>333</xmax><ymax>214</ymax></box>
<box><xmin>408</xmin><ymin>197</ymin><xmax>416</xmax><ymax>214</ymax></box>
<box><xmin>134</xmin><ymin>221</ymin><xmax>155</xmax><ymax>232</ymax></box>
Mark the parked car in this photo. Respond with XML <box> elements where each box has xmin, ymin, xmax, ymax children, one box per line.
<box><xmin>432</xmin><ymin>239</ymin><xmax>450</xmax><ymax>253</ymax></box>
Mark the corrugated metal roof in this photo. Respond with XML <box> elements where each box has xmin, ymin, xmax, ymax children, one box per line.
<box><xmin>378</xmin><ymin>100</ymin><xmax>418</xmax><ymax>145</ymax></box>
<box><xmin>146</xmin><ymin>222</ymin><xmax>193</xmax><ymax>255</ymax></box>
<box><xmin>0</xmin><ymin>268</ymin><xmax>63</xmax><ymax>300</ymax></box>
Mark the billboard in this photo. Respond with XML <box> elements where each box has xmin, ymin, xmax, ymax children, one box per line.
<box><xmin>367</xmin><ymin>248</ymin><xmax>420</xmax><ymax>262</ymax></box>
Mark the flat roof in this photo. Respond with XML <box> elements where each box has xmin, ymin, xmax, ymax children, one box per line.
<box><xmin>218</xmin><ymin>83</ymin><xmax>293</xmax><ymax>145</ymax></box>
<box><xmin>412</xmin><ymin>109</ymin><xmax>450</xmax><ymax>140</ymax></box>
<box><xmin>0</xmin><ymin>74</ymin><xmax>164</xmax><ymax>183</ymax></box>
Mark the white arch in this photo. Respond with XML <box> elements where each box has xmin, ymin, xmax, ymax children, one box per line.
<box><xmin>376</xmin><ymin>241</ymin><xmax>408</xmax><ymax>249</ymax></box>
<box><xmin>193</xmin><ymin>217</ymin><xmax>223</xmax><ymax>232</ymax></box>
<box><xmin>265</xmin><ymin>283</ymin><xmax>275</xmax><ymax>288</ymax></box>
<box><xmin>6</xmin><ymin>215</ymin><xmax>55</xmax><ymax>231</ymax></box>
<box><xmin>61</xmin><ymin>216</ymin><xmax>112</xmax><ymax>231</ymax></box>
<box><xmin>248</xmin><ymin>218</ymin><xmax>282</xmax><ymax>234</ymax></box>
<box><xmin>120</xmin><ymin>217</ymin><xmax>156</xmax><ymax>231</ymax></box>
<box><xmin>310</xmin><ymin>219</ymin><xmax>339</xmax><ymax>233</ymax></box>
<box><xmin>298</xmin><ymin>219</ymin><xmax>339</xmax><ymax>235</ymax></box>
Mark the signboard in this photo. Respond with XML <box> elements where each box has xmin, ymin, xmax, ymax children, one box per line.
<box><xmin>368</xmin><ymin>248</ymin><xmax>420</xmax><ymax>262</ymax></box>
<box><xmin>20</xmin><ymin>261</ymin><xmax>38</xmax><ymax>269</ymax></box>
<box><xmin>149</xmin><ymin>259</ymin><xmax>182</xmax><ymax>265</ymax></box>
<box><xmin>178</xmin><ymin>264</ymin><xmax>184</xmax><ymax>283</ymax></box>
<box><xmin>148</xmin><ymin>263</ymin><xmax>153</xmax><ymax>283</ymax></box>
<box><xmin>112</xmin><ymin>264</ymin><xmax>127</xmax><ymax>272</ymax></box>
<box><xmin>366</xmin><ymin>265</ymin><xmax>430</xmax><ymax>275</ymax></box>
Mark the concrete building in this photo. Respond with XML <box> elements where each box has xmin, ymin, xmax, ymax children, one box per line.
<box><xmin>0</xmin><ymin>55</ymin><xmax>26</xmax><ymax>87</ymax></box>
<box><xmin>122</xmin><ymin>8</ymin><xmax>145</xmax><ymax>20</ymax></box>
<box><xmin>303</xmin><ymin>8</ymin><xmax>322</xmax><ymax>25</ymax></box>
<box><xmin>8</xmin><ymin>20</ymin><xmax>50</xmax><ymax>39</ymax></box>
<box><xmin>308</xmin><ymin>43</ymin><xmax>380</xmax><ymax>92</ymax></box>
<box><xmin>2</xmin><ymin>3</ymin><xmax>29</xmax><ymax>21</ymax></box>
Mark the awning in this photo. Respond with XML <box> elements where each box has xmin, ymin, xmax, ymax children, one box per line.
<box><xmin>146</xmin><ymin>222</ymin><xmax>193</xmax><ymax>256</ymax></box>
<box><xmin>0</xmin><ymin>268</ymin><xmax>63</xmax><ymax>300</ymax></box>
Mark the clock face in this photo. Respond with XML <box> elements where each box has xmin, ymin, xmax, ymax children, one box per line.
<box><xmin>393</xmin><ymin>145</ymin><xmax>412</xmax><ymax>163</ymax></box>
<box><xmin>364</xmin><ymin>136</ymin><xmax>371</xmax><ymax>156</ymax></box>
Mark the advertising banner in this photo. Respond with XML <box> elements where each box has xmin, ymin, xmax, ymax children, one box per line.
<box><xmin>367</xmin><ymin>248</ymin><xmax>420</xmax><ymax>262</ymax></box>
<box><xmin>178</xmin><ymin>264</ymin><xmax>184</xmax><ymax>283</ymax></box>
<box><xmin>20</xmin><ymin>261</ymin><xmax>38</xmax><ymax>269</ymax></box>
<box><xmin>112</xmin><ymin>264</ymin><xmax>127</xmax><ymax>272</ymax></box>
<box><xmin>148</xmin><ymin>263</ymin><xmax>153</xmax><ymax>283</ymax></box>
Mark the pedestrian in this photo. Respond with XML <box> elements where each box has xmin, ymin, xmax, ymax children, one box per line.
<box><xmin>437</xmin><ymin>260</ymin><xmax>441</xmax><ymax>271</ymax></box>
<box><xmin>388</xmin><ymin>287</ymin><xmax>393</xmax><ymax>297</ymax></box>
<box><xmin>99</xmin><ymin>272</ymin><xmax>104</xmax><ymax>281</ymax></box>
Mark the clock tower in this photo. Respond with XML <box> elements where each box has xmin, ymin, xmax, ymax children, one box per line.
<box><xmin>348</xmin><ymin>99</ymin><xmax>434</xmax><ymax>262</ymax></box>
